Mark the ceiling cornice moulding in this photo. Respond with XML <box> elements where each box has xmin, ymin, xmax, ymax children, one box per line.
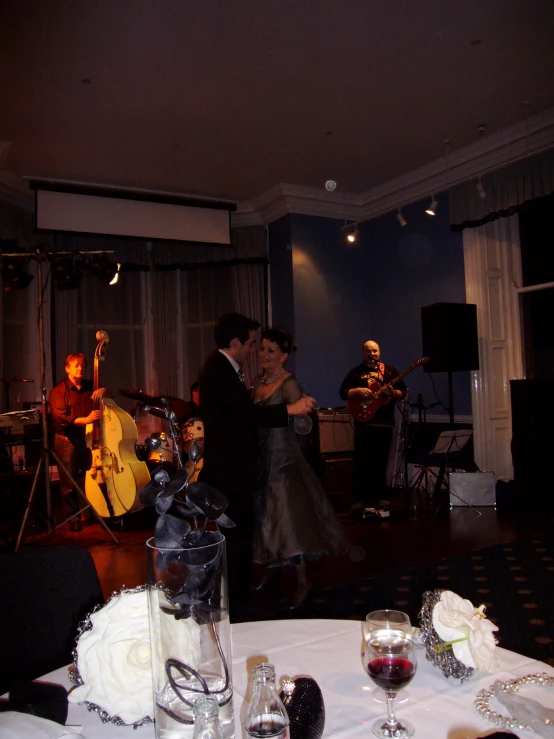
<box><xmin>3</xmin><ymin>108</ymin><xmax>554</xmax><ymax>228</ymax></box>
<box><xmin>0</xmin><ymin>169</ymin><xmax>34</xmax><ymax>210</ymax></box>
<box><xmin>233</xmin><ymin>106</ymin><xmax>554</xmax><ymax>227</ymax></box>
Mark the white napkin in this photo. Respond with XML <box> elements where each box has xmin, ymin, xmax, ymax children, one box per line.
<box><xmin>494</xmin><ymin>680</ymin><xmax>554</xmax><ymax>739</ymax></box>
<box><xmin>0</xmin><ymin>711</ymin><xmax>85</xmax><ymax>739</ymax></box>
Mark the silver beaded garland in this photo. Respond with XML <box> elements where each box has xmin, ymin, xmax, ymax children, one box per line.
<box><xmin>418</xmin><ymin>589</ymin><xmax>475</xmax><ymax>683</ymax></box>
<box><xmin>474</xmin><ymin>673</ymin><xmax>554</xmax><ymax>732</ymax></box>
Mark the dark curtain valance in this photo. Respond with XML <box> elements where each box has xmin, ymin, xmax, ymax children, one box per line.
<box><xmin>0</xmin><ymin>199</ymin><xmax>267</xmax><ymax>267</ymax></box>
<box><xmin>449</xmin><ymin>148</ymin><xmax>554</xmax><ymax>231</ymax></box>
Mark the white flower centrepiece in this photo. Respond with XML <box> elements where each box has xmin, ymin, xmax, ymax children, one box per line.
<box><xmin>432</xmin><ymin>590</ymin><xmax>499</xmax><ymax>672</ymax></box>
<box><xmin>69</xmin><ymin>589</ymin><xmax>154</xmax><ymax>724</ymax></box>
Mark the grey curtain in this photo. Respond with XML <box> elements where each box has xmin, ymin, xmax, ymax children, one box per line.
<box><xmin>1</xmin><ymin>203</ymin><xmax>268</xmax><ymax>414</ymax></box>
<box><xmin>450</xmin><ymin>148</ymin><xmax>554</xmax><ymax>231</ymax></box>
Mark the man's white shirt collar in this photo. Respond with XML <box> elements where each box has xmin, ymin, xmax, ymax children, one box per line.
<box><xmin>219</xmin><ymin>349</ymin><xmax>241</xmax><ymax>375</ymax></box>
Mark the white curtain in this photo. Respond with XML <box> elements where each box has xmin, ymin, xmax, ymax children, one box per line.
<box><xmin>463</xmin><ymin>214</ymin><xmax>523</xmax><ymax>480</ymax></box>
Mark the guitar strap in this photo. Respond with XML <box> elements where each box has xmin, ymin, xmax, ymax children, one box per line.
<box><xmin>378</xmin><ymin>362</ymin><xmax>385</xmax><ymax>383</ymax></box>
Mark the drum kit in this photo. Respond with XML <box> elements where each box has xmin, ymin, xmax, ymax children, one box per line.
<box><xmin>121</xmin><ymin>389</ymin><xmax>204</xmax><ymax>482</ymax></box>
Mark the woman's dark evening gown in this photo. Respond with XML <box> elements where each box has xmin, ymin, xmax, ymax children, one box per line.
<box><xmin>253</xmin><ymin>375</ymin><xmax>347</xmax><ymax>567</ymax></box>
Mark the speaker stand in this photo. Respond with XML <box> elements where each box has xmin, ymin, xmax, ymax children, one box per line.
<box><xmin>447</xmin><ymin>371</ymin><xmax>455</xmax><ymax>426</ymax></box>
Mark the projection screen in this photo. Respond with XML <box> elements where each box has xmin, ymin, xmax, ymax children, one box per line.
<box><xmin>34</xmin><ymin>186</ymin><xmax>233</xmax><ymax>245</ymax></box>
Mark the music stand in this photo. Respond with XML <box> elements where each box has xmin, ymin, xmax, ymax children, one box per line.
<box><xmin>430</xmin><ymin>429</ymin><xmax>472</xmax><ymax>501</ymax></box>
<box><xmin>431</xmin><ymin>429</ymin><xmax>472</xmax><ymax>456</ymax></box>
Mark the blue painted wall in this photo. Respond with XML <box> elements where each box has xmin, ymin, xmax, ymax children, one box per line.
<box><xmin>268</xmin><ymin>192</ymin><xmax>472</xmax><ymax>417</ymax></box>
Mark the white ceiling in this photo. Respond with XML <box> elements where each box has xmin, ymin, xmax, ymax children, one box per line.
<box><xmin>1</xmin><ymin>0</ymin><xmax>554</xmax><ymax>210</ymax></box>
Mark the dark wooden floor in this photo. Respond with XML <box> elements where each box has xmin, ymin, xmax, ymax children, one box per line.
<box><xmin>14</xmin><ymin>485</ymin><xmax>550</xmax><ymax>604</ymax></box>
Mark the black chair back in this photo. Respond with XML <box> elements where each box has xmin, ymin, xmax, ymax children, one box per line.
<box><xmin>0</xmin><ymin>546</ymin><xmax>104</xmax><ymax>694</ymax></box>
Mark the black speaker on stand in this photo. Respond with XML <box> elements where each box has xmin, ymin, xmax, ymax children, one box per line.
<box><xmin>421</xmin><ymin>303</ymin><xmax>479</xmax><ymax>425</ymax></box>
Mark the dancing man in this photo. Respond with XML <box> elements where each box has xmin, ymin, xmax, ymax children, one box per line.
<box><xmin>199</xmin><ymin>312</ymin><xmax>315</xmax><ymax>606</ymax></box>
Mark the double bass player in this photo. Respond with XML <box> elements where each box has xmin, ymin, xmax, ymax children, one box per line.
<box><xmin>49</xmin><ymin>352</ymin><xmax>107</xmax><ymax>531</ymax></box>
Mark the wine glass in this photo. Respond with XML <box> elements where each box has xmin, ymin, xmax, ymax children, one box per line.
<box><xmin>364</xmin><ymin>610</ymin><xmax>412</xmax><ymax>641</ymax></box>
<box><xmin>364</xmin><ymin>632</ymin><xmax>417</xmax><ymax>738</ymax></box>
<box><xmin>294</xmin><ymin>414</ymin><xmax>313</xmax><ymax>435</ymax></box>
<box><xmin>364</xmin><ymin>610</ymin><xmax>412</xmax><ymax>704</ymax></box>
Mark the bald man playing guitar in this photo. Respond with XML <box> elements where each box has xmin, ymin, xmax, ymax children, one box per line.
<box><xmin>339</xmin><ymin>341</ymin><xmax>407</xmax><ymax>514</ymax></box>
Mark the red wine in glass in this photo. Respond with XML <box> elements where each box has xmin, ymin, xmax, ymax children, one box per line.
<box><xmin>367</xmin><ymin>657</ymin><xmax>416</xmax><ymax>692</ymax></box>
<box><xmin>364</xmin><ymin>634</ymin><xmax>417</xmax><ymax>738</ymax></box>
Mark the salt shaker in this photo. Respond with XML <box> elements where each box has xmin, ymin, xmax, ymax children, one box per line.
<box><xmin>192</xmin><ymin>696</ymin><xmax>224</xmax><ymax>739</ymax></box>
<box><xmin>244</xmin><ymin>663</ymin><xmax>290</xmax><ymax>738</ymax></box>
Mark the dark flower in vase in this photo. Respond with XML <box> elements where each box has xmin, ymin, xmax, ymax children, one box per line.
<box><xmin>140</xmin><ymin>466</ymin><xmax>235</xmax><ymax>623</ymax></box>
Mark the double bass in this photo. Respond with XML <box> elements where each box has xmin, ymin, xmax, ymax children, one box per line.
<box><xmin>85</xmin><ymin>330</ymin><xmax>150</xmax><ymax>517</ymax></box>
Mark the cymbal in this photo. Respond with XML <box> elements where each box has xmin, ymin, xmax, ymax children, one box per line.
<box><xmin>146</xmin><ymin>396</ymin><xmax>191</xmax><ymax>420</ymax></box>
<box><xmin>119</xmin><ymin>389</ymin><xmax>158</xmax><ymax>403</ymax></box>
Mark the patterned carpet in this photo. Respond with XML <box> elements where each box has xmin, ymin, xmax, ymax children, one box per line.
<box><xmin>240</xmin><ymin>533</ymin><xmax>554</xmax><ymax>666</ymax></box>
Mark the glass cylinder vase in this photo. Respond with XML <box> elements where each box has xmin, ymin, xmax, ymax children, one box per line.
<box><xmin>146</xmin><ymin>534</ymin><xmax>234</xmax><ymax>739</ymax></box>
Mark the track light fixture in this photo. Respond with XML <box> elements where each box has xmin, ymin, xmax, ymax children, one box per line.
<box><xmin>346</xmin><ymin>228</ymin><xmax>359</xmax><ymax>243</ymax></box>
<box><xmin>476</xmin><ymin>177</ymin><xmax>487</xmax><ymax>199</ymax></box>
<box><xmin>89</xmin><ymin>252</ymin><xmax>119</xmax><ymax>285</ymax></box>
<box><xmin>1</xmin><ymin>242</ymin><xmax>34</xmax><ymax>292</ymax></box>
<box><xmin>54</xmin><ymin>257</ymin><xmax>83</xmax><ymax>290</ymax></box>
<box><xmin>396</xmin><ymin>208</ymin><xmax>407</xmax><ymax>227</ymax></box>
<box><xmin>425</xmin><ymin>196</ymin><xmax>438</xmax><ymax>216</ymax></box>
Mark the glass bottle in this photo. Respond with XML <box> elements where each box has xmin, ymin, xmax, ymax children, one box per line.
<box><xmin>244</xmin><ymin>663</ymin><xmax>290</xmax><ymax>739</ymax></box>
<box><xmin>192</xmin><ymin>696</ymin><xmax>224</xmax><ymax>739</ymax></box>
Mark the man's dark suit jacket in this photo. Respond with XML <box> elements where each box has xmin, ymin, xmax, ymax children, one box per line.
<box><xmin>199</xmin><ymin>350</ymin><xmax>288</xmax><ymax>521</ymax></box>
<box><xmin>199</xmin><ymin>350</ymin><xmax>289</xmax><ymax>602</ymax></box>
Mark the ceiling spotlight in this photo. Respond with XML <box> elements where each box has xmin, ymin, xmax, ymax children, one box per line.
<box><xmin>476</xmin><ymin>178</ymin><xmax>487</xmax><ymax>199</ymax></box>
<box><xmin>89</xmin><ymin>253</ymin><xmax>119</xmax><ymax>285</ymax></box>
<box><xmin>325</xmin><ymin>179</ymin><xmax>337</xmax><ymax>192</ymax></box>
<box><xmin>396</xmin><ymin>208</ymin><xmax>407</xmax><ymax>227</ymax></box>
<box><xmin>54</xmin><ymin>258</ymin><xmax>83</xmax><ymax>290</ymax></box>
<box><xmin>1</xmin><ymin>242</ymin><xmax>34</xmax><ymax>292</ymax></box>
<box><xmin>425</xmin><ymin>197</ymin><xmax>438</xmax><ymax>216</ymax></box>
<box><xmin>346</xmin><ymin>228</ymin><xmax>359</xmax><ymax>243</ymax></box>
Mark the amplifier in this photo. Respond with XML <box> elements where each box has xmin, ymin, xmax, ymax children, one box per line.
<box><xmin>449</xmin><ymin>472</ymin><xmax>496</xmax><ymax>507</ymax></box>
<box><xmin>316</xmin><ymin>408</ymin><xmax>354</xmax><ymax>454</ymax></box>
<box><xmin>320</xmin><ymin>454</ymin><xmax>354</xmax><ymax>497</ymax></box>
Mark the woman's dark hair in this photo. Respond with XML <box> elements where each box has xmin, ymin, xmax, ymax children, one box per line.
<box><xmin>261</xmin><ymin>328</ymin><xmax>297</xmax><ymax>354</ymax></box>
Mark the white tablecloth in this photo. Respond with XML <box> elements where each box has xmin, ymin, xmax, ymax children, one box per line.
<box><xmin>5</xmin><ymin>618</ymin><xmax>553</xmax><ymax>738</ymax></box>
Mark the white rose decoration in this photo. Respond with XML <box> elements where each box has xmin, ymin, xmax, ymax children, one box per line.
<box><xmin>432</xmin><ymin>590</ymin><xmax>498</xmax><ymax>672</ymax></box>
<box><xmin>69</xmin><ymin>589</ymin><xmax>154</xmax><ymax>724</ymax></box>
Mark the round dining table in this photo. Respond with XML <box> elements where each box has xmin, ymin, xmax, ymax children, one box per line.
<box><xmin>3</xmin><ymin>618</ymin><xmax>552</xmax><ymax>738</ymax></box>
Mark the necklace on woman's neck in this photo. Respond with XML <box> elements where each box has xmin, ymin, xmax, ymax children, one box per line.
<box><xmin>260</xmin><ymin>367</ymin><xmax>285</xmax><ymax>386</ymax></box>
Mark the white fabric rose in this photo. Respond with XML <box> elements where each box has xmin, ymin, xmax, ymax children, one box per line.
<box><xmin>432</xmin><ymin>590</ymin><xmax>498</xmax><ymax>672</ymax></box>
<box><xmin>69</xmin><ymin>589</ymin><xmax>154</xmax><ymax>724</ymax></box>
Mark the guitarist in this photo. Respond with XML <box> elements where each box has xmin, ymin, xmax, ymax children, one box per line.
<box><xmin>49</xmin><ymin>352</ymin><xmax>107</xmax><ymax>531</ymax></box>
<box><xmin>339</xmin><ymin>340</ymin><xmax>407</xmax><ymax>515</ymax></box>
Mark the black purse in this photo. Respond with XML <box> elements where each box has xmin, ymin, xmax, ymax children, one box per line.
<box><xmin>280</xmin><ymin>677</ymin><xmax>325</xmax><ymax>739</ymax></box>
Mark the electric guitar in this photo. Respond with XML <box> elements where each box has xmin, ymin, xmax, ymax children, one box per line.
<box><xmin>347</xmin><ymin>356</ymin><xmax>429</xmax><ymax>422</ymax></box>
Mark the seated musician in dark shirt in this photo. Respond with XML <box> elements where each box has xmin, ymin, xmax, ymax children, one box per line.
<box><xmin>49</xmin><ymin>352</ymin><xmax>106</xmax><ymax>531</ymax></box>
